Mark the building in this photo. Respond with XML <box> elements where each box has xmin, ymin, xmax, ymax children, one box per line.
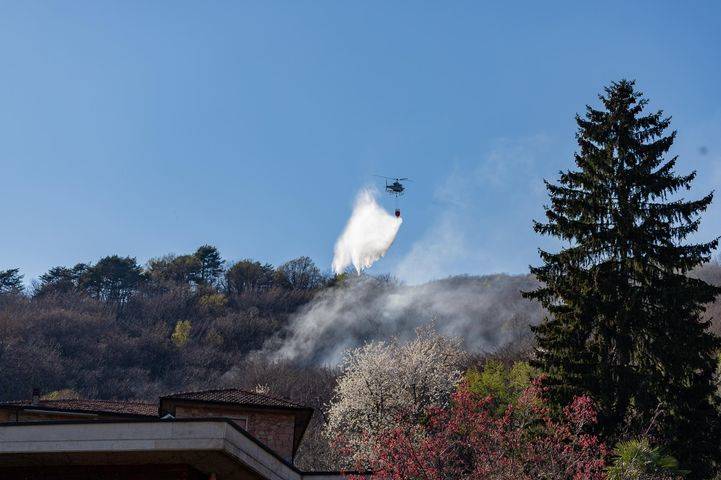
<box><xmin>0</xmin><ymin>388</ymin><xmax>353</xmax><ymax>480</ymax></box>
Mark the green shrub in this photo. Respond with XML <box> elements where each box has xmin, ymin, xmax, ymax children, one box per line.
<box><xmin>171</xmin><ymin>320</ymin><xmax>192</xmax><ymax>347</ymax></box>
<box><xmin>466</xmin><ymin>360</ymin><xmax>537</xmax><ymax>412</ymax></box>
<box><xmin>607</xmin><ymin>438</ymin><xmax>688</xmax><ymax>480</ymax></box>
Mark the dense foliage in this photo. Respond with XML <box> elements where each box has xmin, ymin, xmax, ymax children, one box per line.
<box><xmin>0</xmin><ymin>247</ymin><xmax>325</xmax><ymax>401</ymax></box>
<box><xmin>525</xmin><ymin>80</ymin><xmax>721</xmax><ymax>477</ymax></box>
<box><xmin>350</xmin><ymin>380</ymin><xmax>608</xmax><ymax>480</ymax></box>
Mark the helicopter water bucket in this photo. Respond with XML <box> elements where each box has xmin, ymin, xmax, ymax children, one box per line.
<box><xmin>395</xmin><ymin>209</ymin><xmax>401</xmax><ymax>218</ymax></box>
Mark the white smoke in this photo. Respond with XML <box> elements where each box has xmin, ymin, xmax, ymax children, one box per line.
<box><xmin>332</xmin><ymin>189</ymin><xmax>402</xmax><ymax>275</ymax></box>
<box><xmin>260</xmin><ymin>274</ymin><xmax>542</xmax><ymax>365</ymax></box>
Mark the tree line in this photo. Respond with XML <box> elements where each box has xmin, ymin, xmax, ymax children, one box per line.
<box><xmin>1</xmin><ymin>247</ymin><xmax>328</xmax><ymax>304</ymax></box>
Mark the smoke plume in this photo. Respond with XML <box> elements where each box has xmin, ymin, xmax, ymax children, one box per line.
<box><xmin>332</xmin><ymin>189</ymin><xmax>402</xmax><ymax>275</ymax></box>
<box><xmin>261</xmin><ymin>274</ymin><xmax>543</xmax><ymax>365</ymax></box>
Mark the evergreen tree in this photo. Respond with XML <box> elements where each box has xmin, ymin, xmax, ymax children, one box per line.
<box><xmin>524</xmin><ymin>80</ymin><xmax>721</xmax><ymax>477</ymax></box>
<box><xmin>80</xmin><ymin>255</ymin><xmax>144</xmax><ymax>307</ymax></box>
<box><xmin>147</xmin><ymin>254</ymin><xmax>202</xmax><ymax>285</ymax></box>
<box><xmin>194</xmin><ymin>245</ymin><xmax>224</xmax><ymax>286</ymax></box>
<box><xmin>225</xmin><ymin>259</ymin><xmax>276</xmax><ymax>293</ymax></box>
<box><xmin>36</xmin><ymin>264</ymin><xmax>88</xmax><ymax>295</ymax></box>
<box><xmin>37</xmin><ymin>266</ymin><xmax>78</xmax><ymax>295</ymax></box>
<box><xmin>0</xmin><ymin>268</ymin><xmax>23</xmax><ymax>294</ymax></box>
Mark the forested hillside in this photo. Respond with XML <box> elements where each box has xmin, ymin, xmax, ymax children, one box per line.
<box><xmin>0</xmin><ymin>246</ymin><xmax>323</xmax><ymax>400</ymax></box>
<box><xmin>1</xmin><ymin>247</ymin><xmax>720</xmax><ymax>403</ymax></box>
<box><xmin>0</xmin><ymin>245</ymin><xmax>533</xmax><ymax>400</ymax></box>
<box><xmin>1</xmin><ymin>247</ymin><xmax>720</xmax><ymax>469</ymax></box>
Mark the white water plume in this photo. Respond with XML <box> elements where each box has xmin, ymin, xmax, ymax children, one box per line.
<box><xmin>332</xmin><ymin>189</ymin><xmax>402</xmax><ymax>274</ymax></box>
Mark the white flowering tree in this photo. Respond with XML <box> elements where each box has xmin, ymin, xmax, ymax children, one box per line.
<box><xmin>325</xmin><ymin>326</ymin><xmax>465</xmax><ymax>464</ymax></box>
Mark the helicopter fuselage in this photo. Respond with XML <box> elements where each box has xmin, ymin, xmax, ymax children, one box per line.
<box><xmin>386</xmin><ymin>182</ymin><xmax>405</xmax><ymax>194</ymax></box>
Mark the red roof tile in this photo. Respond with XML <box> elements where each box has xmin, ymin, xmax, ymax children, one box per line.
<box><xmin>161</xmin><ymin>388</ymin><xmax>308</xmax><ymax>410</ymax></box>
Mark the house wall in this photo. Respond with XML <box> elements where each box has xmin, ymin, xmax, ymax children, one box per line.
<box><xmin>173</xmin><ymin>404</ymin><xmax>296</xmax><ymax>461</ymax></box>
<box><xmin>16</xmin><ymin>411</ymin><xmax>99</xmax><ymax>422</ymax></box>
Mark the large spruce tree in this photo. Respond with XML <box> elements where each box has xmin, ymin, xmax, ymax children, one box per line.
<box><xmin>525</xmin><ymin>80</ymin><xmax>721</xmax><ymax>476</ymax></box>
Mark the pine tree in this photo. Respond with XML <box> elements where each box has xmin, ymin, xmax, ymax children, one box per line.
<box><xmin>525</xmin><ymin>80</ymin><xmax>721</xmax><ymax>477</ymax></box>
<box><xmin>0</xmin><ymin>268</ymin><xmax>23</xmax><ymax>294</ymax></box>
<box><xmin>194</xmin><ymin>244</ymin><xmax>224</xmax><ymax>286</ymax></box>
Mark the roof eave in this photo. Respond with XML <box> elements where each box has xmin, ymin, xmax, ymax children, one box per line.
<box><xmin>0</xmin><ymin>404</ymin><xmax>157</xmax><ymax>419</ymax></box>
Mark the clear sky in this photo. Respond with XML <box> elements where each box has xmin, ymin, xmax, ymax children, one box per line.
<box><xmin>1</xmin><ymin>1</ymin><xmax>720</xmax><ymax>284</ymax></box>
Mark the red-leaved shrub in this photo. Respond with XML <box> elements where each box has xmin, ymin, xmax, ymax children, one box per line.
<box><xmin>349</xmin><ymin>381</ymin><xmax>607</xmax><ymax>480</ymax></box>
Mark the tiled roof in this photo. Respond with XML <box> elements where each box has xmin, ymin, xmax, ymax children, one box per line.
<box><xmin>0</xmin><ymin>389</ymin><xmax>309</xmax><ymax>417</ymax></box>
<box><xmin>0</xmin><ymin>399</ymin><xmax>158</xmax><ymax>417</ymax></box>
<box><xmin>161</xmin><ymin>388</ymin><xmax>308</xmax><ymax>410</ymax></box>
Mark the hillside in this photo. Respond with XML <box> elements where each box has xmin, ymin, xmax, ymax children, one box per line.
<box><xmin>2</xmin><ymin>256</ymin><xmax>721</xmax><ymax>403</ymax></box>
<box><xmin>2</xmin><ymin>254</ymin><xmax>721</xmax><ymax>469</ymax></box>
<box><xmin>0</xmin><ymin>267</ymin><xmax>539</xmax><ymax>402</ymax></box>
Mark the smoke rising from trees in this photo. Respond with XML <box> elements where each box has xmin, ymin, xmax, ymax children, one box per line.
<box><xmin>261</xmin><ymin>273</ymin><xmax>543</xmax><ymax>365</ymax></box>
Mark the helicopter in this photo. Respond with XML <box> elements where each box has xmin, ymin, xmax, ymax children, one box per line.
<box><xmin>374</xmin><ymin>175</ymin><xmax>410</xmax><ymax>217</ymax></box>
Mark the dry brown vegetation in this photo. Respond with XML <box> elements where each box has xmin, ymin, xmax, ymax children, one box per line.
<box><xmin>1</xmin><ymin>252</ymin><xmax>720</xmax><ymax>470</ymax></box>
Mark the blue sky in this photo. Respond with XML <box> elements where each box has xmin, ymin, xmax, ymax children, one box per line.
<box><xmin>1</xmin><ymin>1</ymin><xmax>720</xmax><ymax>283</ymax></box>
